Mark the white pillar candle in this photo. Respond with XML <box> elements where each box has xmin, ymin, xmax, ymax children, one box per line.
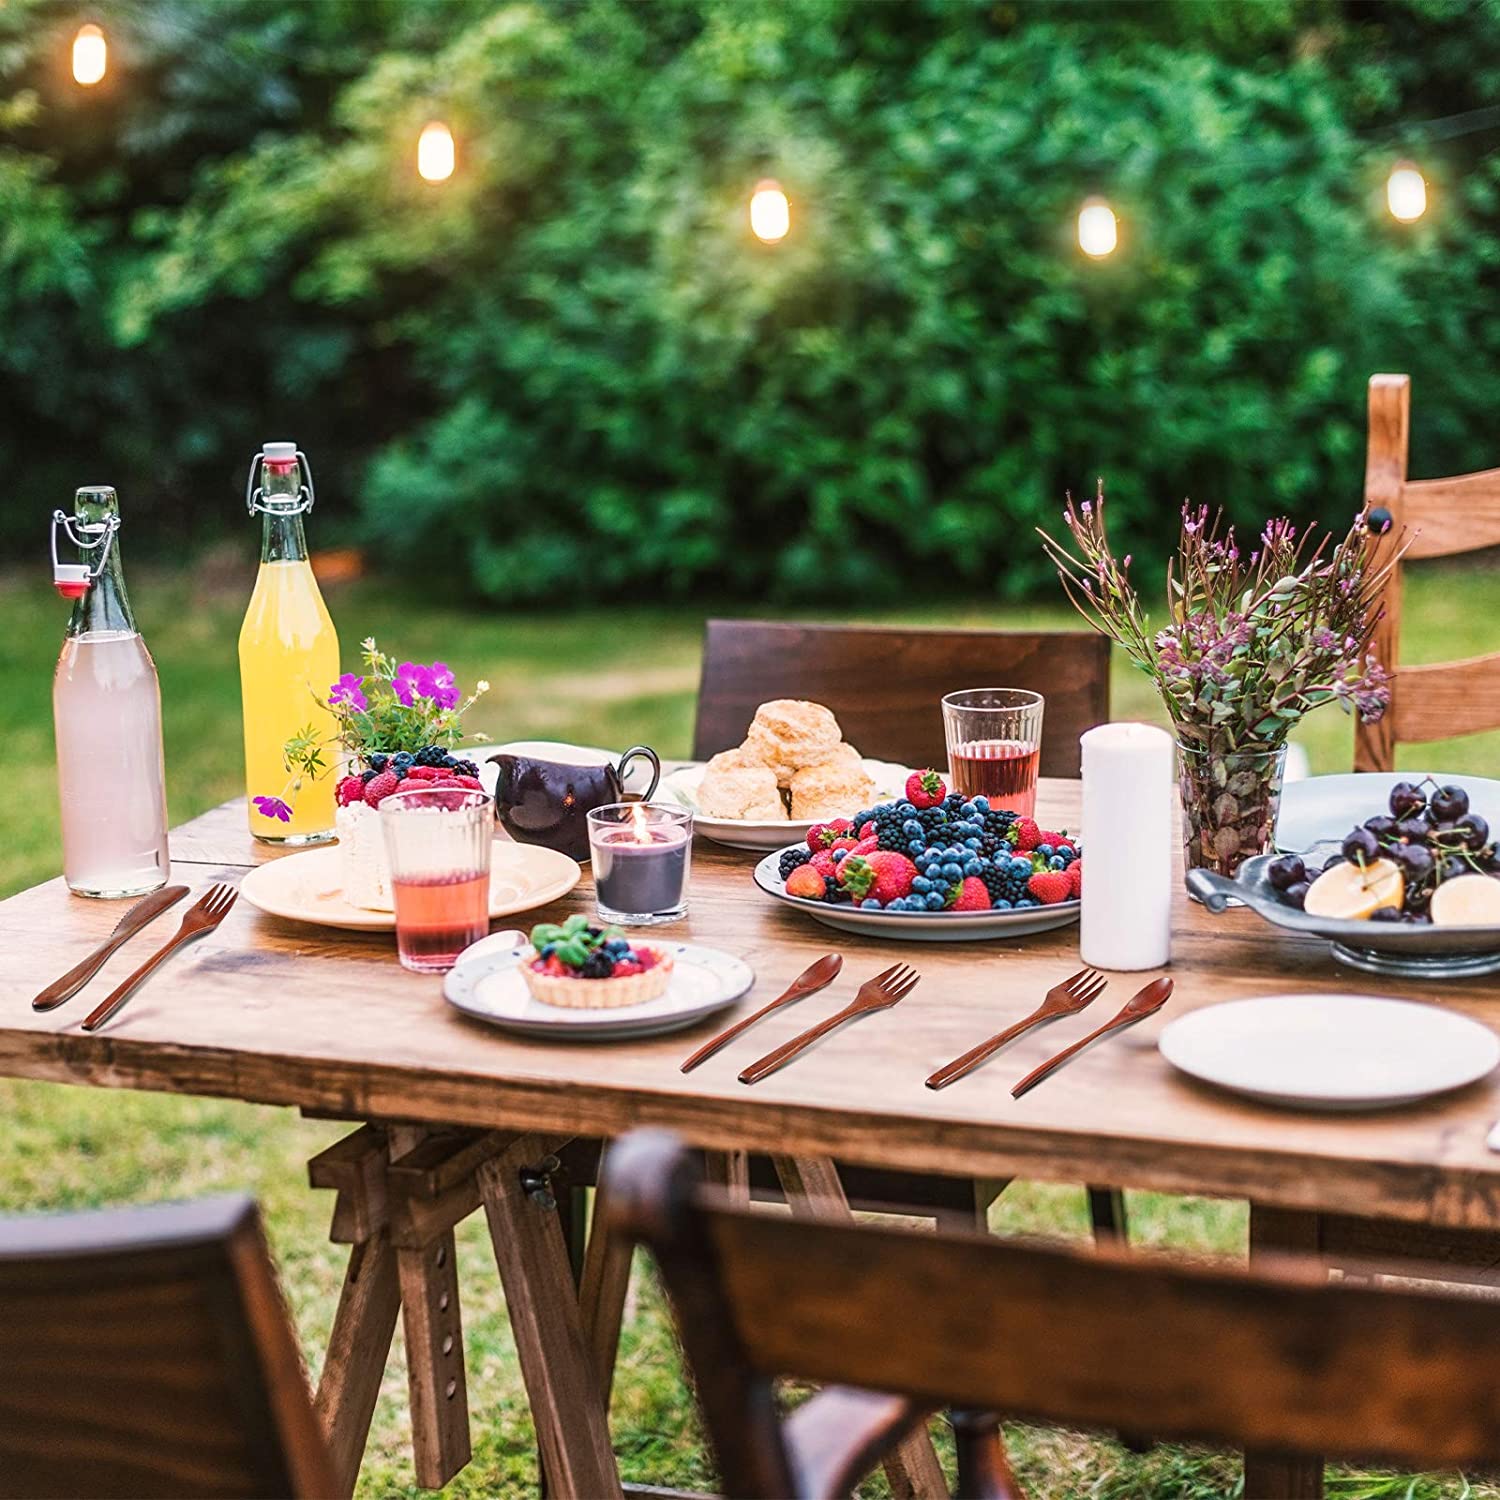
<box><xmin>1080</xmin><ymin>722</ymin><xmax>1174</xmax><ymax>971</ymax></box>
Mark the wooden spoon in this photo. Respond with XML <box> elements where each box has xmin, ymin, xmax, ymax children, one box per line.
<box><xmin>1010</xmin><ymin>976</ymin><xmax>1174</xmax><ymax>1099</ymax></box>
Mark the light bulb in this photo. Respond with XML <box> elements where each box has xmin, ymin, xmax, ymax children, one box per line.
<box><xmin>749</xmin><ymin>179</ymin><xmax>790</xmax><ymax>244</ymax></box>
<box><xmin>1077</xmin><ymin>197</ymin><xmax>1118</xmax><ymax>258</ymax></box>
<box><xmin>72</xmin><ymin>23</ymin><xmax>106</xmax><ymax>86</ymax></box>
<box><xmin>417</xmin><ymin>121</ymin><xmax>455</xmax><ymax>183</ymax></box>
<box><xmin>1387</xmin><ymin>162</ymin><xmax>1426</xmax><ymax>222</ymax></box>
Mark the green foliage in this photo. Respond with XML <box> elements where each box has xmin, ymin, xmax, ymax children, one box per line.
<box><xmin>6</xmin><ymin>0</ymin><xmax>1500</xmax><ymax>601</ymax></box>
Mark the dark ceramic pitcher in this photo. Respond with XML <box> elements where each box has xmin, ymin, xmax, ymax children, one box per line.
<box><xmin>489</xmin><ymin>745</ymin><xmax>660</xmax><ymax>862</ymax></box>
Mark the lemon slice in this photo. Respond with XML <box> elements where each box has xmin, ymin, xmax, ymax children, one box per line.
<box><xmin>1430</xmin><ymin>874</ymin><xmax>1500</xmax><ymax>927</ymax></box>
<box><xmin>1303</xmin><ymin>857</ymin><xmax>1405</xmax><ymax>920</ymax></box>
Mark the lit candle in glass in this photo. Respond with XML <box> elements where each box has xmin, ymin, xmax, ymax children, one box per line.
<box><xmin>588</xmin><ymin>802</ymin><xmax>692</xmax><ymax>926</ymax></box>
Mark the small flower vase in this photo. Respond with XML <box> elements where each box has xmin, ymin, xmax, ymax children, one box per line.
<box><xmin>1176</xmin><ymin>740</ymin><xmax>1288</xmax><ymax>886</ymax></box>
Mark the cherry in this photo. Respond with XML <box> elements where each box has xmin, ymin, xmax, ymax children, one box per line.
<box><xmin>1430</xmin><ymin>784</ymin><xmax>1470</xmax><ymax>821</ymax></box>
<box><xmin>1369</xmin><ymin>907</ymin><xmax>1405</xmax><ymax>923</ymax></box>
<box><xmin>1441</xmin><ymin>855</ymin><xmax>1471</xmax><ymax>882</ymax></box>
<box><xmin>1391</xmin><ymin>843</ymin><xmax>1435</xmax><ymax>881</ymax></box>
<box><xmin>1459</xmin><ymin>814</ymin><xmax>1491</xmax><ymax>850</ymax></box>
<box><xmin>1388</xmin><ymin>781</ymin><xmax>1427</xmax><ymax>817</ymax></box>
<box><xmin>1363</xmin><ymin>814</ymin><xmax>1397</xmax><ymax>840</ymax></box>
<box><xmin>1281</xmin><ymin>881</ymin><xmax>1310</xmax><ymax>910</ymax></box>
<box><xmin>1342</xmin><ymin>827</ymin><xmax>1380</xmax><ymax>864</ymax></box>
<box><xmin>1267</xmin><ymin>854</ymin><xmax>1307</xmax><ymax>891</ymax></box>
<box><xmin>1394</xmin><ymin>817</ymin><xmax>1432</xmax><ymax>844</ymax></box>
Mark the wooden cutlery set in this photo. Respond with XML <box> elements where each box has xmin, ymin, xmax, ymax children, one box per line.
<box><xmin>31</xmin><ymin>882</ymin><xmax>239</xmax><ymax>1030</ymax></box>
<box><xmin>684</xmin><ymin>953</ymin><xmax>1172</xmax><ymax>1093</ymax></box>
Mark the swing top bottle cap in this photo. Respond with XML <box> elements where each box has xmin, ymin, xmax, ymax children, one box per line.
<box><xmin>263</xmin><ymin>442</ymin><xmax>297</xmax><ymax>464</ymax></box>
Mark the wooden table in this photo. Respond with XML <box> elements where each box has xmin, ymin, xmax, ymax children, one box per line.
<box><xmin>6</xmin><ymin>778</ymin><xmax>1500</xmax><ymax>1498</ymax></box>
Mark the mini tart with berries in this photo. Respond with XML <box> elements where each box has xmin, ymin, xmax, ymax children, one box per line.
<box><xmin>519</xmin><ymin>916</ymin><xmax>674</xmax><ymax>1009</ymax></box>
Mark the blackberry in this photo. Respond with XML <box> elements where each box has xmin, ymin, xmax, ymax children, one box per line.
<box><xmin>778</xmin><ymin>847</ymin><xmax>813</xmax><ymax>880</ymax></box>
<box><xmin>979</xmin><ymin>833</ymin><xmax>1004</xmax><ymax>857</ymax></box>
<box><xmin>980</xmin><ymin>866</ymin><xmax>1010</xmax><ymax>902</ymax></box>
<box><xmin>415</xmin><ymin>745</ymin><xmax>446</xmax><ymax>768</ymax></box>
<box><xmin>823</xmin><ymin>875</ymin><xmax>844</xmax><ymax>903</ymax></box>
<box><xmin>453</xmin><ymin>759</ymin><xmax>480</xmax><ymax>778</ymax></box>
<box><xmin>580</xmin><ymin>951</ymin><xmax>614</xmax><ymax>979</ymax></box>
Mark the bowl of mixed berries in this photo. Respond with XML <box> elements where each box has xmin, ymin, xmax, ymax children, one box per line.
<box><xmin>754</xmin><ymin>770</ymin><xmax>1082</xmax><ymax>942</ymax></box>
<box><xmin>1189</xmin><ymin>777</ymin><xmax>1500</xmax><ymax>977</ymax></box>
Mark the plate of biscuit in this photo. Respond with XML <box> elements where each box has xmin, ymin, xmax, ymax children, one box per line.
<box><xmin>661</xmin><ymin>700</ymin><xmax>910</xmax><ymax>851</ymax></box>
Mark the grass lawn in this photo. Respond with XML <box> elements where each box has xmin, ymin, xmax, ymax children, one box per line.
<box><xmin>3</xmin><ymin>557</ymin><xmax>1498</xmax><ymax>1498</ymax></box>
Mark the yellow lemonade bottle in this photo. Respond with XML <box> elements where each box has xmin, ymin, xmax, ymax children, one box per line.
<box><xmin>238</xmin><ymin>442</ymin><xmax>340</xmax><ymax>843</ymax></box>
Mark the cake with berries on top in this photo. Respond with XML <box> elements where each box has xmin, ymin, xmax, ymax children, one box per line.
<box><xmin>520</xmin><ymin>915</ymin><xmax>674</xmax><ymax>1008</ymax></box>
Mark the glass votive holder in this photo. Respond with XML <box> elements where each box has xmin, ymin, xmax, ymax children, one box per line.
<box><xmin>587</xmin><ymin>802</ymin><xmax>692</xmax><ymax>926</ymax></box>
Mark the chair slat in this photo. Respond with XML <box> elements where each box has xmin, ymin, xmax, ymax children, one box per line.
<box><xmin>1391</xmin><ymin>652</ymin><xmax>1500</xmax><ymax>744</ymax></box>
<box><xmin>1403</xmin><ymin>469</ymin><xmax>1500</xmax><ymax>559</ymax></box>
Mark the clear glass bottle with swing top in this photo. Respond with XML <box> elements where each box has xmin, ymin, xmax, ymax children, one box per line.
<box><xmin>238</xmin><ymin>442</ymin><xmax>340</xmax><ymax>843</ymax></box>
<box><xmin>51</xmin><ymin>486</ymin><xmax>171</xmax><ymax>897</ymax></box>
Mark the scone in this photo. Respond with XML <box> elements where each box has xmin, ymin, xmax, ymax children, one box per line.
<box><xmin>789</xmin><ymin>759</ymin><xmax>878</xmax><ymax>821</ymax></box>
<box><xmin>745</xmin><ymin>699</ymin><xmax>843</xmax><ymax>786</ymax></box>
<box><xmin>698</xmin><ymin>763</ymin><xmax>787</xmax><ymax>821</ymax></box>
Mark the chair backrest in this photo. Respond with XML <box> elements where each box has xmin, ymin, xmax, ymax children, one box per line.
<box><xmin>606</xmin><ymin>1130</ymin><xmax>1500</xmax><ymax>1500</ymax></box>
<box><xmin>693</xmin><ymin>620</ymin><xmax>1110</xmax><ymax>778</ymax></box>
<box><xmin>0</xmin><ymin>1195</ymin><xmax>335</xmax><ymax>1499</ymax></box>
<box><xmin>1356</xmin><ymin>373</ymin><xmax>1500</xmax><ymax>770</ymax></box>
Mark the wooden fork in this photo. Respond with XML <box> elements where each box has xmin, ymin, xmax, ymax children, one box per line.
<box><xmin>738</xmin><ymin>962</ymin><xmax>920</xmax><ymax>1085</ymax></box>
<box><xmin>81</xmin><ymin>883</ymin><xmax>239</xmax><ymax>1033</ymax></box>
<box><xmin>925</xmin><ymin>967</ymin><xmax>1107</xmax><ymax>1090</ymax></box>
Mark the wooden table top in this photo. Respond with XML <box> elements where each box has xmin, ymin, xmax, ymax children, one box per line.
<box><xmin>6</xmin><ymin>778</ymin><xmax>1500</xmax><ymax>1230</ymax></box>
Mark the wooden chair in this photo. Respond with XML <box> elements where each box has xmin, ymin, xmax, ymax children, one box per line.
<box><xmin>1356</xmin><ymin>372</ymin><xmax>1500</xmax><ymax>771</ymax></box>
<box><xmin>606</xmin><ymin>1129</ymin><xmax>1500</xmax><ymax>1500</ymax></box>
<box><xmin>694</xmin><ymin>620</ymin><xmax>1111</xmax><ymax>779</ymax></box>
<box><xmin>0</xmin><ymin>1194</ymin><xmax>336</xmax><ymax>1499</ymax></box>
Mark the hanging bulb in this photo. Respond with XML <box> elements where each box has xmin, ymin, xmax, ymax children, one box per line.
<box><xmin>1387</xmin><ymin>162</ymin><xmax>1427</xmax><ymax>222</ymax></box>
<box><xmin>749</xmin><ymin>179</ymin><xmax>790</xmax><ymax>244</ymax></box>
<box><xmin>417</xmin><ymin>121</ymin><xmax>455</xmax><ymax>183</ymax></box>
<box><xmin>1077</xmin><ymin>197</ymin><xmax>1118</xmax><ymax>258</ymax></box>
<box><xmin>72</xmin><ymin>23</ymin><xmax>107</xmax><ymax>86</ymax></box>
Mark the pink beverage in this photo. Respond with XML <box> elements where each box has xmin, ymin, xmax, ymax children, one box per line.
<box><xmin>51</xmin><ymin>487</ymin><xmax>170</xmax><ymax>898</ymax></box>
<box><xmin>948</xmin><ymin>739</ymin><xmax>1040</xmax><ymax>817</ymax></box>
<box><xmin>391</xmin><ymin>872</ymin><xmax>489</xmax><ymax>972</ymax></box>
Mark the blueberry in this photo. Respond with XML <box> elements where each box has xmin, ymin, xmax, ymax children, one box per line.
<box><xmin>993</xmin><ymin>898</ymin><xmax>1013</xmax><ymax>910</ymax></box>
<box><xmin>392</xmin><ymin>751</ymin><xmax>414</xmax><ymax>769</ymax></box>
<box><xmin>861</xmin><ymin>898</ymin><xmax>882</xmax><ymax>909</ymax></box>
<box><xmin>971</xmin><ymin>796</ymin><xmax>990</xmax><ymax>812</ymax></box>
<box><xmin>1017</xmin><ymin>897</ymin><xmax>1039</xmax><ymax>908</ymax></box>
<box><xmin>922</xmin><ymin>847</ymin><xmax>941</xmax><ymax>863</ymax></box>
<box><xmin>368</xmin><ymin>753</ymin><xmax>389</xmax><ymax>773</ymax></box>
<box><xmin>1049</xmin><ymin>855</ymin><xmax>1066</xmax><ymax>870</ymax></box>
<box><xmin>964</xmin><ymin>837</ymin><xmax>982</xmax><ymax>850</ymax></box>
<box><xmin>925</xmin><ymin>892</ymin><xmax>945</xmax><ymax>910</ymax></box>
<box><xmin>964</xmin><ymin>859</ymin><xmax>983</xmax><ymax>876</ymax></box>
<box><xmin>1036</xmin><ymin>843</ymin><xmax>1054</xmax><ymax>858</ymax></box>
<box><xmin>361</xmin><ymin>768</ymin><xmax>377</xmax><ymax>784</ymax></box>
<box><xmin>908</xmin><ymin>839</ymin><xmax>925</xmax><ymax>856</ymax></box>
<box><xmin>903</xmin><ymin>819</ymin><xmax>923</xmax><ymax>836</ymax></box>
<box><xmin>941</xmin><ymin>862</ymin><xmax>963</xmax><ymax>881</ymax></box>
<box><xmin>913</xmin><ymin>876</ymin><xmax>932</xmax><ymax>894</ymax></box>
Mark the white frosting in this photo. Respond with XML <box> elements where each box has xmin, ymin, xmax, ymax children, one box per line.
<box><xmin>335</xmin><ymin>802</ymin><xmax>394</xmax><ymax>911</ymax></box>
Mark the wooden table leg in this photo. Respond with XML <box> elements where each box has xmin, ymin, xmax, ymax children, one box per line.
<box><xmin>703</xmin><ymin>1149</ymin><xmax>750</xmax><ymax>1204</ymax></box>
<box><xmin>581</xmin><ymin>1173</ymin><xmax>635</xmax><ymax>1403</ymax></box>
<box><xmin>772</xmin><ymin>1155</ymin><xmax>949</xmax><ymax>1499</ymax></box>
<box><xmin>1245</xmin><ymin>1205</ymin><xmax>1325</xmax><ymax>1499</ymax></box>
<box><xmin>314</xmin><ymin>1234</ymin><xmax>402</xmax><ymax>1498</ymax></box>
<box><xmin>478</xmin><ymin>1136</ymin><xmax>623</xmax><ymax>1499</ymax></box>
<box><xmin>396</xmin><ymin>1228</ymin><xmax>472</xmax><ymax>1488</ymax></box>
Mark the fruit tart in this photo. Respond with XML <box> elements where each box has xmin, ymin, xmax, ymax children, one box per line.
<box><xmin>520</xmin><ymin>915</ymin><xmax>674</xmax><ymax>1008</ymax></box>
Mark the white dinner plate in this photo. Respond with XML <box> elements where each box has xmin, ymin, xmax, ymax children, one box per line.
<box><xmin>239</xmin><ymin>844</ymin><xmax>581</xmax><ymax>932</ymax></box>
<box><xmin>1158</xmin><ymin>993</ymin><xmax>1500</xmax><ymax>1110</ymax></box>
<box><xmin>444</xmin><ymin>942</ymin><xmax>755</xmax><ymax>1040</ymax></box>
<box><xmin>752</xmin><ymin>846</ymin><xmax>1079</xmax><ymax>942</ymax></box>
<box><xmin>1276</xmin><ymin>772</ymin><xmax>1500</xmax><ymax>855</ymax></box>
<box><xmin>660</xmin><ymin>759</ymin><xmax>912</xmax><ymax>851</ymax></box>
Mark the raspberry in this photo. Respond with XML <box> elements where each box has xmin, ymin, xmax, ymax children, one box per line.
<box><xmin>405</xmin><ymin>765</ymin><xmax>443</xmax><ymax>781</ymax></box>
<box><xmin>1038</xmin><ymin>829</ymin><xmax>1075</xmax><ymax>851</ymax></box>
<box><xmin>808</xmin><ymin>819</ymin><xmax>853</xmax><ymax>852</ymax></box>
<box><xmin>1013</xmin><ymin>818</ymin><xmax>1042</xmax><ymax>851</ymax></box>
<box><xmin>785</xmin><ymin>865</ymin><xmax>827</xmax><ymax>900</ymax></box>
<box><xmin>635</xmin><ymin>947</ymin><xmax>658</xmax><ymax>970</ymax></box>
<box><xmin>453</xmin><ymin>775</ymin><xmax>485</xmax><ymax>790</ymax></box>
<box><xmin>363</xmin><ymin>770</ymin><xmax>401</xmax><ymax>806</ymax></box>
<box><xmin>335</xmin><ymin>775</ymin><xmax>366</xmax><ymax>807</ymax></box>
<box><xmin>951</xmin><ymin>876</ymin><xmax>992</xmax><ymax>911</ymax></box>
<box><xmin>1067</xmin><ymin>860</ymin><xmax>1083</xmax><ymax>898</ymax></box>
<box><xmin>1027</xmin><ymin>870</ymin><xmax>1073</xmax><ymax>905</ymax></box>
<box><xmin>613</xmin><ymin>959</ymin><xmax>643</xmax><ymax>977</ymax></box>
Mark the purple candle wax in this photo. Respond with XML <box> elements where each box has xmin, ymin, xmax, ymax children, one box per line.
<box><xmin>592</xmin><ymin>824</ymin><xmax>691</xmax><ymax>917</ymax></box>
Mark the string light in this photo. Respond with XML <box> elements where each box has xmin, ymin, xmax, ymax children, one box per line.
<box><xmin>417</xmin><ymin>121</ymin><xmax>455</xmax><ymax>183</ymax></box>
<box><xmin>1387</xmin><ymin>161</ymin><xmax>1427</xmax><ymax>222</ymax></box>
<box><xmin>71</xmin><ymin>23</ymin><xmax>106</xmax><ymax>86</ymax></box>
<box><xmin>749</xmin><ymin>179</ymin><xmax>790</xmax><ymax>244</ymax></box>
<box><xmin>1077</xmin><ymin>197</ymin><xmax>1118</xmax><ymax>258</ymax></box>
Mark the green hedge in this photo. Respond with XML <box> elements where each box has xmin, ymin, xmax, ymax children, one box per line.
<box><xmin>6</xmin><ymin>0</ymin><xmax>1500</xmax><ymax>600</ymax></box>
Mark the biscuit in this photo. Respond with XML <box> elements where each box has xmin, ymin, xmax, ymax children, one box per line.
<box><xmin>745</xmin><ymin>699</ymin><xmax>842</xmax><ymax>786</ymax></box>
<box><xmin>789</xmin><ymin>759</ymin><xmax>878</xmax><ymax>822</ymax></box>
<box><xmin>698</xmin><ymin>763</ymin><xmax>787</xmax><ymax>821</ymax></box>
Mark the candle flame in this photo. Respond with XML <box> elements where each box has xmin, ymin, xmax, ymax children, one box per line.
<box><xmin>630</xmin><ymin>801</ymin><xmax>653</xmax><ymax>844</ymax></box>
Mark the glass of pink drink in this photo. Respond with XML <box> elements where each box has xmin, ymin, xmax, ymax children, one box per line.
<box><xmin>379</xmin><ymin>788</ymin><xmax>493</xmax><ymax>972</ymax></box>
<box><xmin>941</xmin><ymin>688</ymin><xmax>1045</xmax><ymax>817</ymax></box>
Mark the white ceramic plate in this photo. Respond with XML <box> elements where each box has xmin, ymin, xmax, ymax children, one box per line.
<box><xmin>661</xmin><ymin>759</ymin><xmax>911</xmax><ymax>851</ymax></box>
<box><xmin>752</xmin><ymin>847</ymin><xmax>1079</xmax><ymax>943</ymax></box>
<box><xmin>444</xmin><ymin>942</ymin><xmax>755</xmax><ymax>1040</ymax></box>
<box><xmin>484</xmin><ymin>740</ymin><xmax>657</xmax><ymax>795</ymax></box>
<box><xmin>1158</xmin><ymin>993</ymin><xmax>1500</xmax><ymax>1110</ymax></box>
<box><xmin>239</xmin><ymin>844</ymin><xmax>581</xmax><ymax>932</ymax></box>
<box><xmin>1276</xmin><ymin>772</ymin><xmax>1500</xmax><ymax>855</ymax></box>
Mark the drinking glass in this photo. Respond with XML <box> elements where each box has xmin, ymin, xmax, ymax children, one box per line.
<box><xmin>941</xmin><ymin>688</ymin><xmax>1045</xmax><ymax>817</ymax></box>
<box><xmin>587</xmin><ymin>802</ymin><xmax>693</xmax><ymax>925</ymax></box>
<box><xmin>380</xmin><ymin>787</ymin><xmax>493</xmax><ymax>972</ymax></box>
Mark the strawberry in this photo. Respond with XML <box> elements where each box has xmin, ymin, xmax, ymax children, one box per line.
<box><xmin>839</xmin><ymin>852</ymin><xmax>917</xmax><ymax>904</ymax></box>
<box><xmin>612</xmin><ymin>959</ymin><xmax>643</xmax><ymax>977</ymax></box>
<box><xmin>851</xmin><ymin>836</ymin><xmax>880</xmax><ymax>857</ymax></box>
<box><xmin>829</xmin><ymin>836</ymin><xmax>858</xmax><ymax>853</ymax></box>
<box><xmin>1067</xmin><ymin>860</ymin><xmax>1083</xmax><ymax>898</ymax></box>
<box><xmin>951</xmin><ymin>876</ymin><xmax>992</xmax><ymax>911</ymax></box>
<box><xmin>905</xmin><ymin>769</ymin><xmax>947</xmax><ymax>810</ymax></box>
<box><xmin>785</xmin><ymin>865</ymin><xmax>826</xmax><ymax>900</ymax></box>
<box><xmin>807</xmin><ymin>819</ymin><xmax>853</xmax><ymax>852</ymax></box>
<box><xmin>335</xmin><ymin>775</ymin><xmax>366</xmax><ymax>807</ymax></box>
<box><xmin>1027</xmin><ymin>870</ymin><xmax>1073</xmax><ymax>905</ymax></box>
<box><xmin>1013</xmin><ymin>817</ymin><xmax>1042</xmax><ymax>851</ymax></box>
<box><xmin>363</xmin><ymin>769</ymin><xmax>401</xmax><ymax>806</ymax></box>
<box><xmin>1038</xmin><ymin>829</ymin><xmax>1076</xmax><ymax>851</ymax></box>
<box><xmin>405</xmin><ymin>765</ymin><xmax>443</xmax><ymax>781</ymax></box>
<box><xmin>857</xmin><ymin>820</ymin><xmax>877</xmax><ymax>840</ymax></box>
<box><xmin>808</xmin><ymin>850</ymin><xmax>839</xmax><ymax>879</ymax></box>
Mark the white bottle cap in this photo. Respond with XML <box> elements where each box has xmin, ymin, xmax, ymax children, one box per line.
<box><xmin>263</xmin><ymin>441</ymin><xmax>297</xmax><ymax>462</ymax></box>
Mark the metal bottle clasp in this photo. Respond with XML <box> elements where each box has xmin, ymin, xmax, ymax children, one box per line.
<box><xmin>244</xmin><ymin>448</ymin><xmax>316</xmax><ymax>517</ymax></box>
<box><xmin>50</xmin><ymin>509</ymin><xmax>119</xmax><ymax>599</ymax></box>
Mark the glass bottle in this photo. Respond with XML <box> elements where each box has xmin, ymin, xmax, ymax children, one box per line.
<box><xmin>51</xmin><ymin>487</ymin><xmax>171</xmax><ymax>897</ymax></box>
<box><xmin>238</xmin><ymin>442</ymin><xmax>340</xmax><ymax>843</ymax></box>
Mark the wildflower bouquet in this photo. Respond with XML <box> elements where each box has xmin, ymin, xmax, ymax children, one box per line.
<box><xmin>1039</xmin><ymin>486</ymin><xmax>1406</xmax><ymax>876</ymax></box>
<box><xmin>254</xmin><ymin>638</ymin><xmax>488</xmax><ymax>823</ymax></box>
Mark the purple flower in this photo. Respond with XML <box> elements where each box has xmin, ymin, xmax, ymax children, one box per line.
<box><xmin>391</xmin><ymin>661</ymin><xmax>421</xmax><ymax>707</ymax></box>
<box><xmin>415</xmin><ymin>660</ymin><xmax>460</xmax><ymax>710</ymax></box>
<box><xmin>253</xmin><ymin>795</ymin><xmax>292</xmax><ymax>823</ymax></box>
<box><xmin>329</xmin><ymin>673</ymin><xmax>368</xmax><ymax>711</ymax></box>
